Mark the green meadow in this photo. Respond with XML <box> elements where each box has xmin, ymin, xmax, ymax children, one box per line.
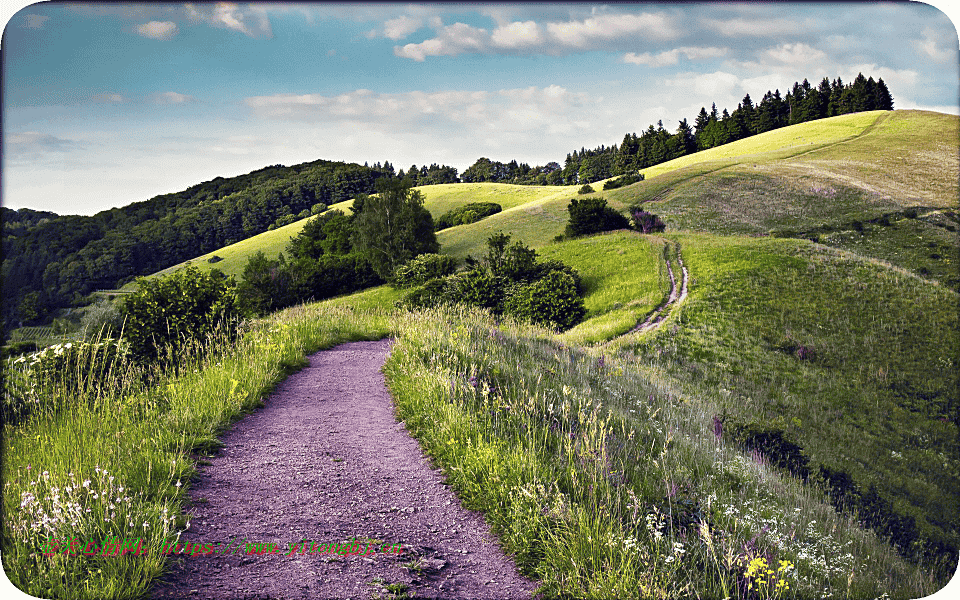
<box><xmin>5</xmin><ymin>109</ymin><xmax>958</xmax><ymax>598</ymax></box>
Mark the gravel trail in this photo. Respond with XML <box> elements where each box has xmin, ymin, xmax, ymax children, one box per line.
<box><xmin>150</xmin><ymin>339</ymin><xmax>539</xmax><ymax>600</ymax></box>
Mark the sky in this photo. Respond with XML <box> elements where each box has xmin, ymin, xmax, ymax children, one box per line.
<box><xmin>2</xmin><ymin>1</ymin><xmax>959</xmax><ymax>216</ymax></box>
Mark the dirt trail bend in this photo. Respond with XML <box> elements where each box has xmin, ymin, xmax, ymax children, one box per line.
<box><xmin>151</xmin><ymin>339</ymin><xmax>539</xmax><ymax>600</ymax></box>
<box><xmin>630</xmin><ymin>241</ymin><xmax>688</xmax><ymax>335</ymax></box>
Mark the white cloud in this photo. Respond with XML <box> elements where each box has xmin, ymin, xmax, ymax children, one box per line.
<box><xmin>184</xmin><ymin>3</ymin><xmax>272</xmax><ymax>38</ymax></box>
<box><xmin>7</xmin><ymin>132</ymin><xmax>78</xmax><ymax>155</ymax></box>
<box><xmin>624</xmin><ymin>46</ymin><xmax>727</xmax><ymax>67</ymax></box>
<box><xmin>764</xmin><ymin>43</ymin><xmax>826</xmax><ymax>65</ymax></box>
<box><xmin>92</xmin><ymin>93</ymin><xmax>127</xmax><ymax>104</ymax></box>
<box><xmin>916</xmin><ymin>27</ymin><xmax>957</xmax><ymax>63</ymax></box>
<box><xmin>491</xmin><ymin>21</ymin><xmax>543</xmax><ymax>49</ymax></box>
<box><xmin>153</xmin><ymin>91</ymin><xmax>198</xmax><ymax>105</ymax></box>
<box><xmin>136</xmin><ymin>21</ymin><xmax>179</xmax><ymax>40</ymax></box>
<box><xmin>392</xmin><ymin>10</ymin><xmax>679</xmax><ymax>60</ymax></box>
<box><xmin>395</xmin><ymin>22</ymin><xmax>490</xmax><ymax>61</ymax></box>
<box><xmin>545</xmin><ymin>12</ymin><xmax>678</xmax><ymax>47</ymax></box>
<box><xmin>21</xmin><ymin>14</ymin><xmax>49</xmax><ymax>30</ymax></box>
<box><xmin>383</xmin><ymin>15</ymin><xmax>422</xmax><ymax>40</ymax></box>
<box><xmin>701</xmin><ymin>16</ymin><xmax>798</xmax><ymax>37</ymax></box>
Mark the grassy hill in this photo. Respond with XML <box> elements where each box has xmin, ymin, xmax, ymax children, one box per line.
<box><xmin>134</xmin><ymin>110</ymin><xmax>956</xmax><ymax>291</ymax></box>
<box><xmin>5</xmin><ymin>109</ymin><xmax>958</xmax><ymax>598</ymax></box>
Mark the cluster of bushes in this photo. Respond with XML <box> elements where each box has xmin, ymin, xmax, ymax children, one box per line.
<box><xmin>123</xmin><ymin>267</ymin><xmax>241</xmax><ymax>364</ymax></box>
<box><xmin>238</xmin><ymin>179</ymin><xmax>439</xmax><ymax>315</ymax></box>
<box><xmin>434</xmin><ymin>202</ymin><xmax>502</xmax><ymax>231</ymax></box>
<box><xmin>602</xmin><ymin>172</ymin><xmax>644</xmax><ymax>190</ymax></box>
<box><xmin>399</xmin><ymin>234</ymin><xmax>586</xmax><ymax>331</ymax></box>
<box><xmin>564</xmin><ymin>197</ymin><xmax>630</xmax><ymax>238</ymax></box>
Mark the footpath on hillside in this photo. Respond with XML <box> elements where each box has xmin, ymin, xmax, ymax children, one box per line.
<box><xmin>629</xmin><ymin>241</ymin><xmax>688</xmax><ymax>335</ymax></box>
<box><xmin>150</xmin><ymin>340</ymin><xmax>539</xmax><ymax>600</ymax></box>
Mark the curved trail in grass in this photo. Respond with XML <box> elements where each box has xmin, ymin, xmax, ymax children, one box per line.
<box><xmin>150</xmin><ymin>340</ymin><xmax>538</xmax><ymax>600</ymax></box>
<box><xmin>628</xmin><ymin>241</ymin><xmax>688</xmax><ymax>335</ymax></box>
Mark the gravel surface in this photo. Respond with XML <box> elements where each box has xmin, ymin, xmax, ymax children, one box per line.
<box><xmin>150</xmin><ymin>339</ymin><xmax>540</xmax><ymax>600</ymax></box>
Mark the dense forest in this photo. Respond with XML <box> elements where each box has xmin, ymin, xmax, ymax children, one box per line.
<box><xmin>461</xmin><ymin>73</ymin><xmax>894</xmax><ymax>185</ymax></box>
<box><xmin>0</xmin><ymin>159</ymin><xmax>410</xmax><ymax>330</ymax></box>
<box><xmin>1</xmin><ymin>72</ymin><xmax>892</xmax><ymax>332</ymax></box>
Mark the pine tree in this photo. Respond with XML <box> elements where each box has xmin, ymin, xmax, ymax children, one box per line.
<box><xmin>875</xmin><ymin>78</ymin><xmax>894</xmax><ymax>110</ymax></box>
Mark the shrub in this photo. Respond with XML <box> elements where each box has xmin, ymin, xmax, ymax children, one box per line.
<box><xmin>398</xmin><ymin>278</ymin><xmax>449</xmax><ymax>310</ymax></box>
<box><xmin>565</xmin><ymin>197</ymin><xmax>630</xmax><ymax>238</ymax></box>
<box><xmin>392</xmin><ymin>253</ymin><xmax>457</xmax><ymax>288</ymax></box>
<box><xmin>577</xmin><ymin>184</ymin><xmax>595</xmax><ymax>194</ymax></box>
<box><xmin>602</xmin><ymin>173</ymin><xmax>644</xmax><ymax>190</ymax></box>
<box><xmin>630</xmin><ymin>209</ymin><xmax>666</xmax><ymax>233</ymax></box>
<box><xmin>445</xmin><ymin>268</ymin><xmax>505</xmax><ymax>312</ymax></box>
<box><xmin>79</xmin><ymin>299</ymin><xmax>125</xmax><ymax>338</ymax></box>
<box><xmin>121</xmin><ymin>267</ymin><xmax>241</xmax><ymax>364</ymax></box>
<box><xmin>435</xmin><ymin>202</ymin><xmax>502</xmax><ymax>230</ymax></box>
<box><xmin>504</xmin><ymin>270</ymin><xmax>585</xmax><ymax>330</ymax></box>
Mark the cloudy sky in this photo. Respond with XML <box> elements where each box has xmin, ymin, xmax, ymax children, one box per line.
<box><xmin>2</xmin><ymin>1</ymin><xmax>958</xmax><ymax>215</ymax></box>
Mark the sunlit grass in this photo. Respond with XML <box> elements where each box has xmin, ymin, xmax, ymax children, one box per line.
<box><xmin>1</xmin><ymin>304</ymin><xmax>392</xmax><ymax>599</ymax></box>
<box><xmin>383</xmin><ymin>304</ymin><xmax>941</xmax><ymax>599</ymax></box>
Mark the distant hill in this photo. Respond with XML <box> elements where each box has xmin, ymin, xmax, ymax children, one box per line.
<box><xmin>135</xmin><ymin>110</ymin><xmax>958</xmax><ymax>293</ymax></box>
<box><xmin>1</xmin><ymin>158</ymin><xmax>398</xmax><ymax>330</ymax></box>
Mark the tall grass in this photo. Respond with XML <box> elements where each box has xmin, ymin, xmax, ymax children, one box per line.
<box><xmin>1</xmin><ymin>303</ymin><xmax>391</xmax><ymax>599</ymax></box>
<box><xmin>383</xmin><ymin>305</ymin><xmax>940</xmax><ymax>599</ymax></box>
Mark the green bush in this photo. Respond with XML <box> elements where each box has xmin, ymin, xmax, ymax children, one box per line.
<box><xmin>577</xmin><ymin>184</ymin><xmax>595</xmax><ymax>194</ymax></box>
<box><xmin>398</xmin><ymin>278</ymin><xmax>449</xmax><ymax>310</ymax></box>
<box><xmin>121</xmin><ymin>267</ymin><xmax>241</xmax><ymax>364</ymax></box>
<box><xmin>435</xmin><ymin>202</ymin><xmax>502</xmax><ymax>230</ymax></box>
<box><xmin>602</xmin><ymin>173</ymin><xmax>644</xmax><ymax>190</ymax></box>
<box><xmin>446</xmin><ymin>268</ymin><xmax>505</xmax><ymax>312</ymax></box>
<box><xmin>565</xmin><ymin>197</ymin><xmax>630</xmax><ymax>237</ymax></box>
<box><xmin>392</xmin><ymin>253</ymin><xmax>457</xmax><ymax>288</ymax></box>
<box><xmin>504</xmin><ymin>270</ymin><xmax>585</xmax><ymax>330</ymax></box>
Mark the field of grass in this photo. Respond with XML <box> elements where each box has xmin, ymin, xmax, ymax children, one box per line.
<box><xmin>384</xmin><ymin>305</ymin><xmax>942</xmax><ymax>599</ymax></box>
<box><xmin>535</xmin><ymin>231</ymin><xmax>669</xmax><ymax>345</ymax></box>
<box><xmin>1</xmin><ymin>304</ymin><xmax>392</xmax><ymax>599</ymax></box>
<box><xmin>610</xmin><ymin>233</ymin><xmax>959</xmax><ymax>569</ymax></box>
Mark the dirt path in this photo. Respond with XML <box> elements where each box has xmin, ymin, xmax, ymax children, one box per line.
<box><xmin>629</xmin><ymin>241</ymin><xmax>688</xmax><ymax>335</ymax></box>
<box><xmin>150</xmin><ymin>340</ymin><xmax>539</xmax><ymax>600</ymax></box>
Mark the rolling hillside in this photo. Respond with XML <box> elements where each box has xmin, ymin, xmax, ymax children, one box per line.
<box><xmin>134</xmin><ymin>110</ymin><xmax>956</xmax><ymax>291</ymax></box>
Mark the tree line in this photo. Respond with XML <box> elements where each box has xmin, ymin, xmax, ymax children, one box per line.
<box><xmin>0</xmin><ymin>159</ymin><xmax>437</xmax><ymax>331</ymax></box>
<box><xmin>460</xmin><ymin>73</ymin><xmax>893</xmax><ymax>186</ymax></box>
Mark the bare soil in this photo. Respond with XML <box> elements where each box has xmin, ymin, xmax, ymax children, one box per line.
<box><xmin>150</xmin><ymin>339</ymin><xmax>540</xmax><ymax>600</ymax></box>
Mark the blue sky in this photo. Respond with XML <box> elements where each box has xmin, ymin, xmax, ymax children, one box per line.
<box><xmin>2</xmin><ymin>1</ymin><xmax>959</xmax><ymax>215</ymax></box>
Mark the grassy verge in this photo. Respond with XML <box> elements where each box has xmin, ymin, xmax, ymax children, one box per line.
<box><xmin>1</xmin><ymin>303</ymin><xmax>392</xmax><ymax>599</ymax></box>
<box><xmin>383</xmin><ymin>305</ymin><xmax>940</xmax><ymax>599</ymax></box>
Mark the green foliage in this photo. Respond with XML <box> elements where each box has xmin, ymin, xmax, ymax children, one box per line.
<box><xmin>504</xmin><ymin>270</ymin><xmax>585</xmax><ymax>330</ymax></box>
<box><xmin>79</xmin><ymin>299</ymin><xmax>125</xmax><ymax>338</ymax></box>
<box><xmin>565</xmin><ymin>197</ymin><xmax>631</xmax><ymax>238</ymax></box>
<box><xmin>351</xmin><ymin>179</ymin><xmax>440</xmax><ymax>279</ymax></box>
<box><xmin>434</xmin><ymin>202</ymin><xmax>502</xmax><ymax>230</ymax></box>
<box><xmin>602</xmin><ymin>173</ymin><xmax>644</xmax><ymax>190</ymax></box>
<box><xmin>392</xmin><ymin>253</ymin><xmax>457</xmax><ymax>288</ymax></box>
<box><xmin>121</xmin><ymin>267</ymin><xmax>240</xmax><ymax>364</ymax></box>
<box><xmin>445</xmin><ymin>268</ymin><xmax>504</xmax><ymax>312</ymax></box>
<box><xmin>578</xmin><ymin>184</ymin><xmax>595</xmax><ymax>194</ymax></box>
<box><xmin>287</xmin><ymin>210</ymin><xmax>353</xmax><ymax>261</ymax></box>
